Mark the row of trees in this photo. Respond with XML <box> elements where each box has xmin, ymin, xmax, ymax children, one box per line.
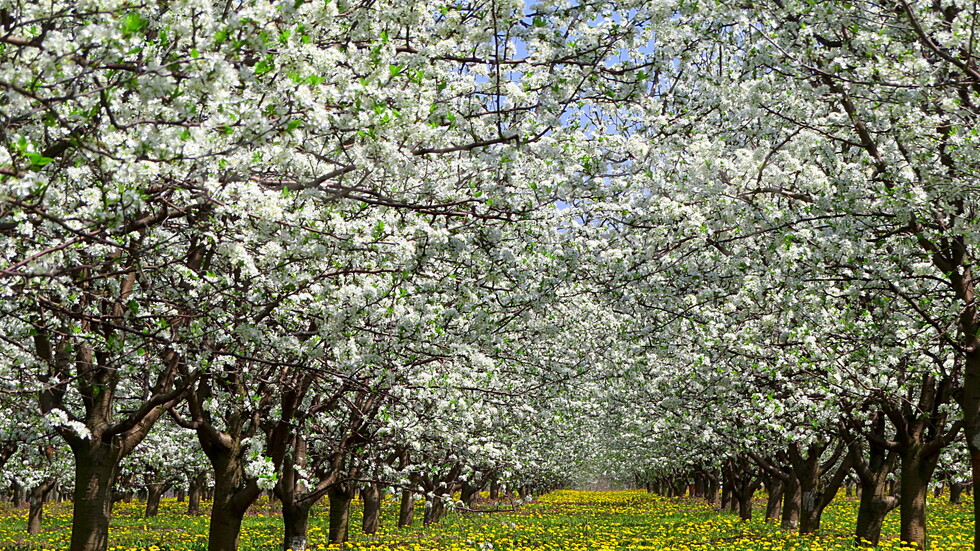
<box><xmin>4</xmin><ymin>0</ymin><xmax>980</xmax><ymax>550</ymax></box>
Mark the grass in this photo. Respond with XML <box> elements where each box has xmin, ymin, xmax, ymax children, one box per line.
<box><xmin>0</xmin><ymin>489</ymin><xmax>972</xmax><ymax>550</ymax></box>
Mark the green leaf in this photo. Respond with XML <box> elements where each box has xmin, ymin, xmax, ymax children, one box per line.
<box><xmin>120</xmin><ymin>13</ymin><xmax>147</xmax><ymax>37</ymax></box>
<box><xmin>26</xmin><ymin>152</ymin><xmax>54</xmax><ymax>166</ymax></box>
<box><xmin>389</xmin><ymin>64</ymin><xmax>403</xmax><ymax>77</ymax></box>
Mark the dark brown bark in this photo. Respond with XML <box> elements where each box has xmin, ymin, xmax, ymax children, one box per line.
<box><xmin>424</xmin><ymin>496</ymin><xmax>446</xmax><ymax>525</ymax></box>
<box><xmin>327</xmin><ymin>483</ymin><xmax>354</xmax><ymax>544</ymax></box>
<box><xmin>850</xmin><ymin>424</ymin><xmax>900</xmax><ymax>546</ymax></box>
<box><xmin>781</xmin><ymin>473</ymin><xmax>801</xmax><ymax>530</ymax></box>
<box><xmin>68</xmin><ymin>443</ymin><xmax>123</xmax><ymax>551</ymax></box>
<box><xmin>489</xmin><ymin>478</ymin><xmax>500</xmax><ymax>499</ymax></box>
<box><xmin>899</xmin><ymin>443</ymin><xmax>938</xmax><ymax>551</ymax></box>
<box><xmin>762</xmin><ymin>472</ymin><xmax>784</xmax><ymax>522</ymax></box>
<box><xmin>144</xmin><ymin>482</ymin><xmax>169</xmax><ymax>518</ymax></box>
<box><xmin>27</xmin><ymin>477</ymin><xmax>57</xmax><ymax>535</ymax></box>
<box><xmin>461</xmin><ymin>481</ymin><xmax>481</xmax><ymax>508</ymax></box>
<box><xmin>398</xmin><ymin>488</ymin><xmax>416</xmax><ymax>527</ymax></box>
<box><xmin>202</xmin><ymin>440</ymin><xmax>259</xmax><ymax>551</ymax></box>
<box><xmin>961</xmin><ymin>350</ymin><xmax>980</xmax><ymax>551</ymax></box>
<box><xmin>788</xmin><ymin>441</ymin><xmax>852</xmax><ymax>535</ymax></box>
<box><xmin>361</xmin><ymin>482</ymin><xmax>382</xmax><ymax>535</ymax></box>
<box><xmin>951</xmin><ymin>482</ymin><xmax>966</xmax><ymax>504</ymax></box>
<box><xmin>187</xmin><ymin>471</ymin><xmax>206</xmax><ymax>516</ymax></box>
<box><xmin>282</xmin><ymin>501</ymin><xmax>313</xmax><ymax>551</ymax></box>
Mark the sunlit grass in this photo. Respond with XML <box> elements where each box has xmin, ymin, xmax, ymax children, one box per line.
<box><xmin>0</xmin><ymin>489</ymin><xmax>972</xmax><ymax>550</ymax></box>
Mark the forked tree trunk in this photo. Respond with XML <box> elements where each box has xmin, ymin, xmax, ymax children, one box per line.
<box><xmin>789</xmin><ymin>442</ymin><xmax>852</xmax><ymax>536</ymax></box>
<box><xmin>328</xmin><ymin>483</ymin><xmax>354</xmax><ymax>543</ymax></box>
<box><xmin>398</xmin><ymin>488</ymin><xmax>415</xmax><ymax>527</ymax></box>
<box><xmin>361</xmin><ymin>482</ymin><xmax>382</xmax><ymax>535</ymax></box>
<box><xmin>850</xmin><ymin>432</ymin><xmax>899</xmax><ymax>547</ymax></box>
<box><xmin>204</xmin><ymin>444</ymin><xmax>259</xmax><ymax>551</ymax></box>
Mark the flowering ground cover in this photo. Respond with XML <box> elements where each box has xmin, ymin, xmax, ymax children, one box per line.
<box><xmin>0</xmin><ymin>490</ymin><xmax>971</xmax><ymax>551</ymax></box>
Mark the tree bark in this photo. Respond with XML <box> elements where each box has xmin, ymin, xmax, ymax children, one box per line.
<box><xmin>27</xmin><ymin>477</ymin><xmax>57</xmax><ymax>535</ymax></box>
<box><xmin>203</xmin><ymin>442</ymin><xmax>259</xmax><ymax>551</ymax></box>
<box><xmin>781</xmin><ymin>472</ymin><xmax>801</xmax><ymax>530</ymax></box>
<box><xmin>67</xmin><ymin>443</ymin><xmax>124</xmax><ymax>551</ymax></box>
<box><xmin>461</xmin><ymin>481</ymin><xmax>481</xmax><ymax>508</ymax></box>
<box><xmin>424</xmin><ymin>496</ymin><xmax>446</xmax><ymax>524</ymax></box>
<box><xmin>960</xmin><ymin>350</ymin><xmax>980</xmax><ymax>551</ymax></box>
<box><xmin>398</xmin><ymin>488</ymin><xmax>415</xmax><ymax>527</ymax></box>
<box><xmin>361</xmin><ymin>482</ymin><xmax>382</xmax><ymax>535</ymax></box>
<box><xmin>850</xmin><ymin>428</ymin><xmax>900</xmax><ymax>547</ymax></box>
<box><xmin>187</xmin><ymin>471</ymin><xmax>206</xmax><ymax>516</ymax></box>
<box><xmin>328</xmin><ymin>483</ymin><xmax>354</xmax><ymax>544</ymax></box>
<box><xmin>144</xmin><ymin>483</ymin><xmax>169</xmax><ymax>518</ymax></box>
<box><xmin>899</xmin><ymin>443</ymin><xmax>938</xmax><ymax>551</ymax></box>
<box><xmin>788</xmin><ymin>441</ymin><xmax>852</xmax><ymax>536</ymax></box>
<box><xmin>282</xmin><ymin>501</ymin><xmax>313</xmax><ymax>551</ymax></box>
<box><xmin>762</xmin><ymin>473</ymin><xmax>784</xmax><ymax>522</ymax></box>
<box><xmin>950</xmin><ymin>482</ymin><xmax>966</xmax><ymax>504</ymax></box>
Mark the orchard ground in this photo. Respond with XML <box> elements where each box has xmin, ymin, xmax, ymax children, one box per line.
<box><xmin>0</xmin><ymin>490</ymin><xmax>972</xmax><ymax>551</ymax></box>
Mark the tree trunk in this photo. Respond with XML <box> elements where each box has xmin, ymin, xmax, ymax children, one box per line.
<box><xmin>706</xmin><ymin>473</ymin><xmax>720</xmax><ymax>504</ymax></box>
<box><xmin>781</xmin><ymin>472</ymin><xmax>801</xmax><ymax>530</ymax></box>
<box><xmin>27</xmin><ymin>477</ymin><xmax>56</xmax><ymax>535</ymax></box>
<box><xmin>720</xmin><ymin>475</ymin><xmax>733</xmax><ymax>511</ymax></box>
<box><xmin>424</xmin><ymin>496</ymin><xmax>446</xmax><ymax>525</ymax></box>
<box><xmin>489</xmin><ymin>478</ymin><xmax>500</xmax><ymax>499</ymax></box>
<box><xmin>855</xmin><ymin>487</ymin><xmax>898</xmax><ymax>547</ymax></box>
<box><xmin>789</xmin><ymin>441</ymin><xmax>852</xmax><ymax>536</ymax></box>
<box><xmin>13</xmin><ymin>483</ymin><xmax>26</xmax><ymax>508</ymax></box>
<box><xmin>961</xmin><ymin>356</ymin><xmax>980</xmax><ymax>551</ymax></box>
<box><xmin>361</xmin><ymin>482</ymin><xmax>382</xmax><ymax>535</ymax></box>
<box><xmin>282</xmin><ymin>501</ymin><xmax>313</xmax><ymax>551</ymax></box>
<box><xmin>736</xmin><ymin>489</ymin><xmax>753</xmax><ymax>521</ymax></box>
<box><xmin>851</xmin><ymin>434</ymin><xmax>900</xmax><ymax>547</ymax></box>
<box><xmin>950</xmin><ymin>482</ymin><xmax>966</xmax><ymax>504</ymax></box>
<box><xmin>205</xmin><ymin>445</ymin><xmax>259</xmax><ymax>551</ymax></box>
<box><xmin>328</xmin><ymin>483</ymin><xmax>354</xmax><ymax>544</ymax></box>
<box><xmin>398</xmin><ymin>488</ymin><xmax>415</xmax><ymax>527</ymax></box>
<box><xmin>899</xmin><ymin>444</ymin><xmax>937</xmax><ymax>551</ymax></box>
<box><xmin>145</xmin><ymin>483</ymin><xmax>168</xmax><ymax>518</ymax></box>
<box><xmin>187</xmin><ymin>472</ymin><xmax>206</xmax><ymax>516</ymax></box>
<box><xmin>763</xmin><ymin>474</ymin><xmax>784</xmax><ymax>522</ymax></box>
<box><xmin>68</xmin><ymin>443</ymin><xmax>123</xmax><ymax>551</ymax></box>
<box><xmin>461</xmin><ymin>481</ymin><xmax>480</xmax><ymax>508</ymax></box>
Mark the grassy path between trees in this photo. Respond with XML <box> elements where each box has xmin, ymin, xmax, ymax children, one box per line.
<box><xmin>0</xmin><ymin>489</ymin><xmax>973</xmax><ymax>550</ymax></box>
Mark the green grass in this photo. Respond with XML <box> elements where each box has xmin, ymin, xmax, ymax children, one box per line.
<box><xmin>0</xmin><ymin>490</ymin><xmax>972</xmax><ymax>550</ymax></box>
